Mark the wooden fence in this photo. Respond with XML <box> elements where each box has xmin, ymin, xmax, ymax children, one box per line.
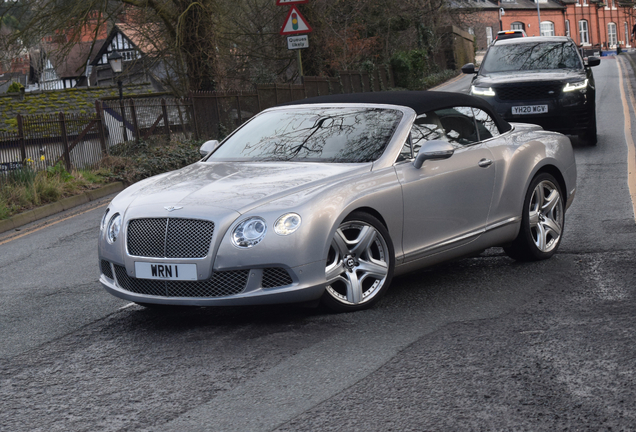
<box><xmin>0</xmin><ymin>108</ymin><xmax>107</xmax><ymax>175</ymax></box>
<box><xmin>1</xmin><ymin>69</ymin><xmax>394</xmax><ymax>174</ymax></box>
<box><xmin>191</xmin><ymin>69</ymin><xmax>394</xmax><ymax>140</ymax></box>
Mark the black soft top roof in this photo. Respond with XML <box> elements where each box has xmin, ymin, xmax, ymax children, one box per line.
<box><xmin>280</xmin><ymin>90</ymin><xmax>511</xmax><ymax>132</ymax></box>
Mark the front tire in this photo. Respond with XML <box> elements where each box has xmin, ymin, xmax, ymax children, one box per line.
<box><xmin>322</xmin><ymin>212</ymin><xmax>395</xmax><ymax>312</ymax></box>
<box><xmin>581</xmin><ymin>109</ymin><xmax>597</xmax><ymax>146</ymax></box>
<box><xmin>504</xmin><ymin>173</ymin><xmax>565</xmax><ymax>261</ymax></box>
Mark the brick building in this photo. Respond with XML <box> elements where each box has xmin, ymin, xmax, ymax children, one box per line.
<box><xmin>461</xmin><ymin>0</ymin><xmax>636</xmax><ymax>51</ymax></box>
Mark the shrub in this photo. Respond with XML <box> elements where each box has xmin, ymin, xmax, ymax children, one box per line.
<box><xmin>102</xmin><ymin>137</ymin><xmax>203</xmax><ymax>184</ymax></box>
<box><xmin>390</xmin><ymin>49</ymin><xmax>441</xmax><ymax>90</ymax></box>
<box><xmin>7</xmin><ymin>81</ymin><xmax>24</xmax><ymax>93</ymax></box>
<box><xmin>46</xmin><ymin>162</ymin><xmax>73</xmax><ymax>182</ymax></box>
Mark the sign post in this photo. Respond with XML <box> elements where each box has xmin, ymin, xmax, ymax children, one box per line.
<box><xmin>279</xmin><ymin>4</ymin><xmax>312</xmax><ymax>78</ymax></box>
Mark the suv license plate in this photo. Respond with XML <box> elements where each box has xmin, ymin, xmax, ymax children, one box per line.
<box><xmin>134</xmin><ymin>262</ymin><xmax>197</xmax><ymax>280</ymax></box>
<box><xmin>512</xmin><ymin>105</ymin><xmax>548</xmax><ymax>115</ymax></box>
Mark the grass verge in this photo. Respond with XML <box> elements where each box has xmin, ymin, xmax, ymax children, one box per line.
<box><xmin>0</xmin><ymin>137</ymin><xmax>203</xmax><ymax>220</ymax></box>
<box><xmin>0</xmin><ymin>164</ymin><xmax>112</xmax><ymax>219</ymax></box>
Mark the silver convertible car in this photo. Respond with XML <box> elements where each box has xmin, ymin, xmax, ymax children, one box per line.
<box><xmin>98</xmin><ymin>91</ymin><xmax>576</xmax><ymax>312</ymax></box>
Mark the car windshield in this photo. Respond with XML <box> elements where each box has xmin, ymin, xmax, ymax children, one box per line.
<box><xmin>480</xmin><ymin>41</ymin><xmax>583</xmax><ymax>73</ymax></box>
<box><xmin>207</xmin><ymin>107</ymin><xmax>403</xmax><ymax>163</ymax></box>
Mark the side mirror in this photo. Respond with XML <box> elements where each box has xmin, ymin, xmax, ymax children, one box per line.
<box><xmin>199</xmin><ymin>140</ymin><xmax>220</xmax><ymax>157</ymax></box>
<box><xmin>586</xmin><ymin>56</ymin><xmax>601</xmax><ymax>67</ymax></box>
<box><xmin>413</xmin><ymin>140</ymin><xmax>455</xmax><ymax>169</ymax></box>
<box><xmin>461</xmin><ymin>63</ymin><xmax>476</xmax><ymax>74</ymax></box>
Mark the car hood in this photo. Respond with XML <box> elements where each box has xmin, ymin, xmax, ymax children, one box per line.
<box><xmin>114</xmin><ymin>161</ymin><xmax>371</xmax><ymax>214</ymax></box>
<box><xmin>475</xmin><ymin>69</ymin><xmax>586</xmax><ymax>85</ymax></box>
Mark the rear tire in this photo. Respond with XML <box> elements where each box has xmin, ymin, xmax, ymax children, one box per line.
<box><xmin>504</xmin><ymin>173</ymin><xmax>565</xmax><ymax>261</ymax></box>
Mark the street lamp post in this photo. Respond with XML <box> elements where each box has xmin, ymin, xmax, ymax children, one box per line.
<box><xmin>107</xmin><ymin>52</ymin><xmax>123</xmax><ymax>100</ymax></box>
<box><xmin>107</xmin><ymin>52</ymin><xmax>128</xmax><ymax>141</ymax></box>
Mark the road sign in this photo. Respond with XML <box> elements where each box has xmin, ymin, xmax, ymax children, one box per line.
<box><xmin>287</xmin><ymin>35</ymin><xmax>309</xmax><ymax>50</ymax></box>
<box><xmin>279</xmin><ymin>5</ymin><xmax>312</xmax><ymax>35</ymax></box>
<box><xmin>276</xmin><ymin>0</ymin><xmax>308</xmax><ymax>4</ymax></box>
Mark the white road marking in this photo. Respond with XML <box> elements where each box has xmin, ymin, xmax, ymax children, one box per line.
<box><xmin>118</xmin><ymin>302</ymin><xmax>136</xmax><ymax>310</ymax></box>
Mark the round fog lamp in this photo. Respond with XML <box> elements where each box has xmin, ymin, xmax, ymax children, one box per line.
<box><xmin>107</xmin><ymin>213</ymin><xmax>121</xmax><ymax>244</ymax></box>
<box><xmin>274</xmin><ymin>213</ymin><xmax>302</xmax><ymax>235</ymax></box>
<box><xmin>232</xmin><ymin>217</ymin><xmax>267</xmax><ymax>248</ymax></box>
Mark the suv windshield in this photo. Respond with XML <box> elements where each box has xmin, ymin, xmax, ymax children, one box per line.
<box><xmin>208</xmin><ymin>107</ymin><xmax>403</xmax><ymax>163</ymax></box>
<box><xmin>480</xmin><ymin>41</ymin><xmax>583</xmax><ymax>73</ymax></box>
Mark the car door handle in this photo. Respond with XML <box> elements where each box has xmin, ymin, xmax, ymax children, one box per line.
<box><xmin>478</xmin><ymin>158</ymin><xmax>493</xmax><ymax>168</ymax></box>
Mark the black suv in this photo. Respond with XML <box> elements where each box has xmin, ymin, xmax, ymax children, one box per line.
<box><xmin>462</xmin><ymin>36</ymin><xmax>600</xmax><ymax>144</ymax></box>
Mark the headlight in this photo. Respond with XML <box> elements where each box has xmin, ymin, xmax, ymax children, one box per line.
<box><xmin>106</xmin><ymin>213</ymin><xmax>121</xmax><ymax>244</ymax></box>
<box><xmin>563</xmin><ymin>79</ymin><xmax>588</xmax><ymax>92</ymax></box>
<box><xmin>100</xmin><ymin>208</ymin><xmax>110</xmax><ymax>231</ymax></box>
<box><xmin>274</xmin><ymin>213</ymin><xmax>302</xmax><ymax>236</ymax></box>
<box><xmin>470</xmin><ymin>86</ymin><xmax>496</xmax><ymax>96</ymax></box>
<box><xmin>232</xmin><ymin>217</ymin><xmax>267</xmax><ymax>248</ymax></box>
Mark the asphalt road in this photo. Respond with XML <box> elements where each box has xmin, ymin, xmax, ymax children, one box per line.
<box><xmin>1</xmin><ymin>58</ymin><xmax>635</xmax><ymax>431</ymax></box>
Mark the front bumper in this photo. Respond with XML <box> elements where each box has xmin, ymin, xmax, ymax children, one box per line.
<box><xmin>99</xmin><ymin>259</ymin><xmax>327</xmax><ymax>306</ymax></box>
<box><xmin>476</xmin><ymin>88</ymin><xmax>594</xmax><ymax>136</ymax></box>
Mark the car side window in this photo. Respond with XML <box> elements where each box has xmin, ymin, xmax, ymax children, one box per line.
<box><xmin>397</xmin><ymin>134</ymin><xmax>413</xmax><ymax>162</ymax></box>
<box><xmin>398</xmin><ymin>113</ymin><xmax>446</xmax><ymax>161</ymax></box>
<box><xmin>472</xmin><ymin>108</ymin><xmax>501</xmax><ymax>140</ymax></box>
<box><xmin>411</xmin><ymin>113</ymin><xmax>446</xmax><ymax>155</ymax></box>
<box><xmin>435</xmin><ymin>107</ymin><xmax>479</xmax><ymax>147</ymax></box>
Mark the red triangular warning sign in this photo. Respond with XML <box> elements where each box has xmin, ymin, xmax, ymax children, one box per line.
<box><xmin>279</xmin><ymin>6</ymin><xmax>312</xmax><ymax>35</ymax></box>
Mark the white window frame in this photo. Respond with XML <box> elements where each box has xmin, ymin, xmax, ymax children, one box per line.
<box><xmin>626</xmin><ymin>22</ymin><xmax>631</xmax><ymax>47</ymax></box>
<box><xmin>541</xmin><ymin>21</ymin><xmax>555</xmax><ymax>37</ymax></box>
<box><xmin>486</xmin><ymin>27</ymin><xmax>493</xmax><ymax>45</ymax></box>
<box><xmin>608</xmin><ymin>22</ymin><xmax>617</xmax><ymax>47</ymax></box>
<box><xmin>566</xmin><ymin>20</ymin><xmax>571</xmax><ymax>37</ymax></box>
<box><xmin>579</xmin><ymin>20</ymin><xmax>590</xmax><ymax>45</ymax></box>
<box><xmin>511</xmin><ymin>22</ymin><xmax>524</xmax><ymax>31</ymax></box>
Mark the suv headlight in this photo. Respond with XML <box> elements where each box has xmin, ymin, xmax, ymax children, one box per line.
<box><xmin>232</xmin><ymin>217</ymin><xmax>267</xmax><ymax>248</ymax></box>
<box><xmin>470</xmin><ymin>86</ymin><xmax>496</xmax><ymax>96</ymax></box>
<box><xmin>106</xmin><ymin>213</ymin><xmax>121</xmax><ymax>244</ymax></box>
<box><xmin>563</xmin><ymin>79</ymin><xmax>588</xmax><ymax>92</ymax></box>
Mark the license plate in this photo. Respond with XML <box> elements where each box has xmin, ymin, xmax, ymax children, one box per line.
<box><xmin>512</xmin><ymin>105</ymin><xmax>548</xmax><ymax>115</ymax></box>
<box><xmin>134</xmin><ymin>262</ymin><xmax>197</xmax><ymax>280</ymax></box>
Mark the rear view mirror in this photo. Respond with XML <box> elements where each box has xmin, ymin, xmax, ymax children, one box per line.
<box><xmin>200</xmin><ymin>140</ymin><xmax>220</xmax><ymax>157</ymax></box>
<box><xmin>414</xmin><ymin>140</ymin><xmax>455</xmax><ymax>169</ymax></box>
<box><xmin>586</xmin><ymin>56</ymin><xmax>601</xmax><ymax>67</ymax></box>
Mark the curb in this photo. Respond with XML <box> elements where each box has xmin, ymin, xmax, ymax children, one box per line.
<box><xmin>0</xmin><ymin>182</ymin><xmax>124</xmax><ymax>235</ymax></box>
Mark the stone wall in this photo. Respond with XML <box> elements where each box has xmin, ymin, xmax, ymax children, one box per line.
<box><xmin>441</xmin><ymin>25</ymin><xmax>476</xmax><ymax>70</ymax></box>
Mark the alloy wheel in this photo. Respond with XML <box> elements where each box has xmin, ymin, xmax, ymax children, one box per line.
<box><xmin>325</xmin><ymin>220</ymin><xmax>390</xmax><ymax>306</ymax></box>
<box><xmin>528</xmin><ymin>179</ymin><xmax>563</xmax><ymax>253</ymax></box>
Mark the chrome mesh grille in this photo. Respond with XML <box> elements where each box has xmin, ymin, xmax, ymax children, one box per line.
<box><xmin>127</xmin><ymin>218</ymin><xmax>167</xmax><ymax>257</ymax></box>
<box><xmin>496</xmin><ymin>84</ymin><xmax>562</xmax><ymax>101</ymax></box>
<box><xmin>127</xmin><ymin>218</ymin><xmax>214</xmax><ymax>258</ymax></box>
<box><xmin>114</xmin><ymin>265</ymin><xmax>248</xmax><ymax>297</ymax></box>
<box><xmin>101</xmin><ymin>260</ymin><xmax>114</xmax><ymax>279</ymax></box>
<box><xmin>262</xmin><ymin>267</ymin><xmax>293</xmax><ymax>288</ymax></box>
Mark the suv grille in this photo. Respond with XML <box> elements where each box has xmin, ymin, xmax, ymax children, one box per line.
<box><xmin>113</xmin><ymin>265</ymin><xmax>248</xmax><ymax>297</ymax></box>
<box><xmin>496</xmin><ymin>84</ymin><xmax>562</xmax><ymax>101</ymax></box>
<box><xmin>127</xmin><ymin>218</ymin><xmax>214</xmax><ymax>258</ymax></box>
